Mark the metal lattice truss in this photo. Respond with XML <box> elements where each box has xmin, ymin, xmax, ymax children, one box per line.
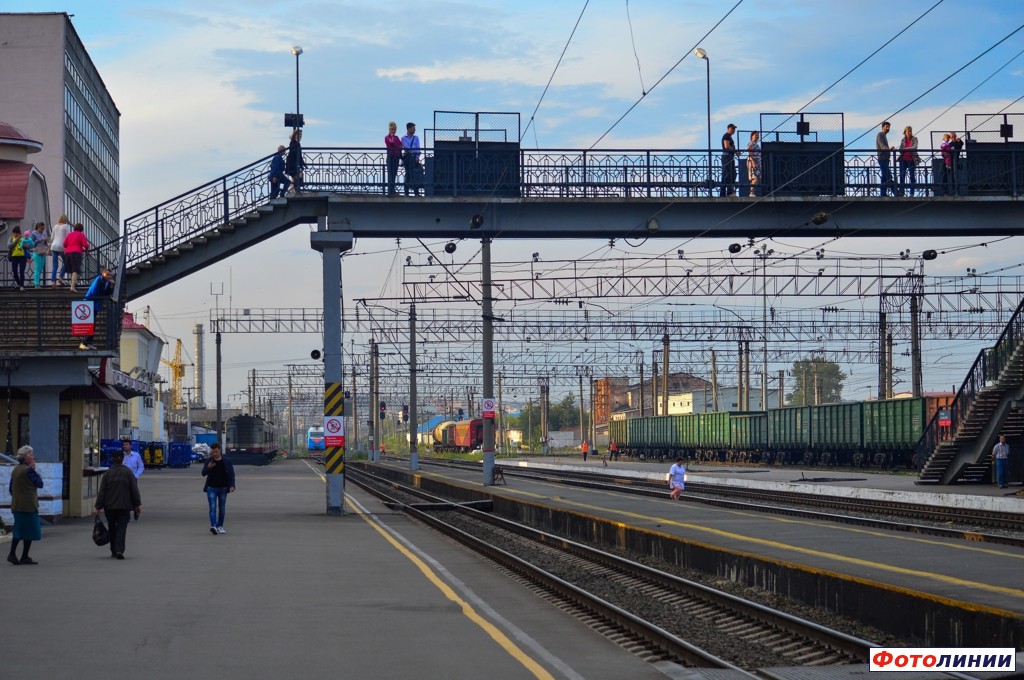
<box><xmin>389</xmin><ymin>256</ymin><xmax>1021</xmax><ymax>314</ymax></box>
<box><xmin>211</xmin><ymin>306</ymin><xmax>1010</xmax><ymax>344</ymax></box>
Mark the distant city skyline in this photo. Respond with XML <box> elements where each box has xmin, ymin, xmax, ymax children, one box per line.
<box><xmin>7</xmin><ymin>0</ymin><xmax>1022</xmax><ymax>403</ymax></box>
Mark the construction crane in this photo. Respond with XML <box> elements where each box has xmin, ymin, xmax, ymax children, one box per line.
<box><xmin>161</xmin><ymin>339</ymin><xmax>186</xmax><ymax>409</ymax></box>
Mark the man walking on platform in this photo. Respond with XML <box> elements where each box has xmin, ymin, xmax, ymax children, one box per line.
<box><xmin>993</xmin><ymin>435</ymin><xmax>1010</xmax><ymax>489</ymax></box>
<box><xmin>122</xmin><ymin>439</ymin><xmax>144</xmax><ymax>479</ymax></box>
<box><xmin>202</xmin><ymin>443</ymin><xmax>235</xmax><ymax>534</ymax></box>
<box><xmin>93</xmin><ymin>450</ymin><xmax>142</xmax><ymax>559</ymax></box>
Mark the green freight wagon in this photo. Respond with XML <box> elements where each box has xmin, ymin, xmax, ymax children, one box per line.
<box><xmin>810</xmin><ymin>402</ymin><xmax>863</xmax><ymax>465</ymax></box>
<box><xmin>768</xmin><ymin>406</ymin><xmax>812</xmax><ymax>460</ymax></box>
<box><xmin>729</xmin><ymin>412</ymin><xmax>768</xmax><ymax>461</ymax></box>
<box><xmin>676</xmin><ymin>413</ymin><xmax>701</xmax><ymax>449</ymax></box>
<box><xmin>862</xmin><ymin>397</ymin><xmax>925</xmax><ymax>467</ymax></box>
<box><xmin>699</xmin><ymin>411</ymin><xmax>732</xmax><ymax>451</ymax></box>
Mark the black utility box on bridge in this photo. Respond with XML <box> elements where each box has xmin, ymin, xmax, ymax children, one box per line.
<box><xmin>964</xmin><ymin>114</ymin><xmax>1024</xmax><ymax>197</ymax></box>
<box><xmin>430</xmin><ymin>141</ymin><xmax>521</xmax><ymax>197</ymax></box>
<box><xmin>428</xmin><ymin>111</ymin><xmax>521</xmax><ymax>197</ymax></box>
<box><xmin>759</xmin><ymin>113</ymin><xmax>845</xmax><ymax>196</ymax></box>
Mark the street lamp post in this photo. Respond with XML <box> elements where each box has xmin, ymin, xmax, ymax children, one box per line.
<box><xmin>695</xmin><ymin>48</ymin><xmax>711</xmax><ymax>196</ymax></box>
<box><xmin>291</xmin><ymin>46</ymin><xmax>303</xmax><ymax>127</ymax></box>
<box><xmin>755</xmin><ymin>248</ymin><xmax>774</xmax><ymax>409</ymax></box>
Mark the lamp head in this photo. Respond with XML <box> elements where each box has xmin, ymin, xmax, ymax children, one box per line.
<box><xmin>469</xmin><ymin>214</ymin><xmax>484</xmax><ymax>229</ymax></box>
<box><xmin>728</xmin><ymin>243</ymin><xmax>742</xmax><ymax>254</ymax></box>
<box><xmin>444</xmin><ymin>242</ymin><xmax>457</xmax><ymax>254</ymax></box>
<box><xmin>694</xmin><ymin>47</ymin><xmax>707</xmax><ymax>60</ymax></box>
<box><xmin>291</xmin><ymin>46</ymin><xmax>303</xmax><ymax>56</ymax></box>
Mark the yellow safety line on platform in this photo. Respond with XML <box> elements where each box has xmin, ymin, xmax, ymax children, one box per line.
<box><xmin>424</xmin><ymin>468</ymin><xmax>1024</xmax><ymax>602</ymax></box>
<box><xmin>303</xmin><ymin>461</ymin><xmax>556</xmax><ymax>680</ymax></box>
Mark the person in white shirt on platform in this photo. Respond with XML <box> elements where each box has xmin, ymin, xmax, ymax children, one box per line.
<box><xmin>121</xmin><ymin>439</ymin><xmax>144</xmax><ymax>479</ymax></box>
<box><xmin>993</xmin><ymin>435</ymin><xmax>1010</xmax><ymax>489</ymax></box>
<box><xmin>668</xmin><ymin>458</ymin><xmax>686</xmax><ymax>501</ymax></box>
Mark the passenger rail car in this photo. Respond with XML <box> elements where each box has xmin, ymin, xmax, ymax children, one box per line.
<box><xmin>225</xmin><ymin>414</ymin><xmax>278</xmax><ymax>465</ymax></box>
<box><xmin>608</xmin><ymin>395</ymin><xmax>953</xmax><ymax>469</ymax></box>
<box><xmin>307</xmin><ymin>426</ymin><xmax>326</xmax><ymax>451</ymax></box>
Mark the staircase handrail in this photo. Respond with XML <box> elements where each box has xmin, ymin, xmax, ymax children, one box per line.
<box><xmin>918</xmin><ymin>295</ymin><xmax>1024</xmax><ymax>462</ymax></box>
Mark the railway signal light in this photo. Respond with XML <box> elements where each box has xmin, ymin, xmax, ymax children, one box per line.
<box><xmin>457</xmin><ymin>407</ymin><xmax>464</xmax><ymax>420</ymax></box>
<box><xmin>379</xmin><ymin>400</ymin><xmax>386</xmax><ymax>421</ymax></box>
<box><xmin>402</xmin><ymin>404</ymin><xmax>409</xmax><ymax>422</ymax></box>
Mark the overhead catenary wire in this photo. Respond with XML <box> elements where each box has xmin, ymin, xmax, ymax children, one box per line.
<box><xmin>520</xmin><ymin>0</ymin><xmax>590</xmax><ymax>145</ymax></box>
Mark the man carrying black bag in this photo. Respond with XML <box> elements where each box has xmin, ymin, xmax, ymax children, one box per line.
<box><xmin>92</xmin><ymin>450</ymin><xmax>142</xmax><ymax>560</ymax></box>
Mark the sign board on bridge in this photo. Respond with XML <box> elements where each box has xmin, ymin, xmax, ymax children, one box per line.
<box><xmin>324</xmin><ymin>416</ymin><xmax>345</xmax><ymax>447</ymax></box>
<box><xmin>72</xmin><ymin>301</ymin><xmax>94</xmax><ymax>337</ymax></box>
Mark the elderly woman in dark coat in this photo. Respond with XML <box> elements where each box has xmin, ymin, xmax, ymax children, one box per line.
<box><xmin>8</xmin><ymin>445</ymin><xmax>44</xmax><ymax>565</ymax></box>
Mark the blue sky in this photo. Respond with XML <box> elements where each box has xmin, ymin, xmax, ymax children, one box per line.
<box><xmin>12</xmin><ymin>0</ymin><xmax>1024</xmax><ymax>404</ymax></box>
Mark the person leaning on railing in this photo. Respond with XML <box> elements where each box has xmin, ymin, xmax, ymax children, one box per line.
<box><xmin>63</xmin><ymin>223</ymin><xmax>89</xmax><ymax>293</ymax></box>
<box><xmin>78</xmin><ymin>268</ymin><xmax>114</xmax><ymax>351</ymax></box>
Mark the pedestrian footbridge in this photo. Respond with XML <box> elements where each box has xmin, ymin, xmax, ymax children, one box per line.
<box><xmin>97</xmin><ymin>145</ymin><xmax>1020</xmax><ymax>300</ymax></box>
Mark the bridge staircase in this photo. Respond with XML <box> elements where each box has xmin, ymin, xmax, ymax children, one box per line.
<box><xmin>103</xmin><ymin>154</ymin><xmax>332</xmax><ymax>301</ymax></box>
<box><xmin>917</xmin><ymin>297</ymin><xmax>1024</xmax><ymax>484</ymax></box>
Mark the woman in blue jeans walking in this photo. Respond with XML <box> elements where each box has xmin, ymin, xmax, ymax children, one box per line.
<box><xmin>201</xmin><ymin>443</ymin><xmax>236</xmax><ymax>534</ymax></box>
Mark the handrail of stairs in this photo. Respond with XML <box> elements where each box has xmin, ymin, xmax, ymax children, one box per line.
<box><xmin>917</xmin><ymin>295</ymin><xmax>1024</xmax><ymax>465</ymax></box>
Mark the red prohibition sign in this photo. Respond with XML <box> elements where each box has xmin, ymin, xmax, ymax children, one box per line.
<box><xmin>75</xmin><ymin>304</ymin><xmax>92</xmax><ymax>320</ymax></box>
<box><xmin>326</xmin><ymin>418</ymin><xmax>341</xmax><ymax>433</ymax></box>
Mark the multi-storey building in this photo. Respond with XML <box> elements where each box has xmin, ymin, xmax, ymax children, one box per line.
<box><xmin>0</xmin><ymin>12</ymin><xmax>120</xmax><ymax>251</ymax></box>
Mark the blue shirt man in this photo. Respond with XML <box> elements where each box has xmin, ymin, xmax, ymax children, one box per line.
<box><xmin>401</xmin><ymin>122</ymin><xmax>423</xmax><ymax>196</ymax></box>
<box><xmin>79</xmin><ymin>268</ymin><xmax>114</xmax><ymax>351</ymax></box>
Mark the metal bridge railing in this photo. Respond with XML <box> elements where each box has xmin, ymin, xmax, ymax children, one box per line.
<box><xmin>26</xmin><ymin>144</ymin><xmax>1014</xmax><ymax>290</ymax></box>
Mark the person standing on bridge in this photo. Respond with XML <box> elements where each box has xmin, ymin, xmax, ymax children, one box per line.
<box><xmin>897</xmin><ymin>125</ymin><xmax>920</xmax><ymax>197</ymax></box>
<box><xmin>720</xmin><ymin>123</ymin><xmax>737</xmax><ymax>197</ymax></box>
<box><xmin>993</xmin><ymin>434</ymin><xmax>1010</xmax><ymax>489</ymax></box>
<box><xmin>269</xmin><ymin>145</ymin><xmax>290</xmax><ymax>199</ymax></box>
<box><xmin>7</xmin><ymin>226</ymin><xmax>28</xmax><ymax>291</ymax></box>
<box><xmin>93</xmin><ymin>448</ymin><xmax>142</xmax><ymax>559</ymax></box>
<box><xmin>286</xmin><ymin>128</ymin><xmax>305</xmax><ymax>195</ymax></box>
<box><xmin>668</xmin><ymin>457</ymin><xmax>686</xmax><ymax>501</ymax></box>
<box><xmin>385</xmin><ymin>121</ymin><xmax>403</xmax><ymax>197</ymax></box>
<box><xmin>30</xmin><ymin>222</ymin><xmax>49</xmax><ymax>289</ymax></box>
<box><xmin>49</xmin><ymin>214</ymin><xmax>70</xmax><ymax>286</ymax></box>
<box><xmin>876</xmin><ymin>121</ymin><xmax>896</xmax><ymax>197</ymax></box>
<box><xmin>63</xmin><ymin>223</ymin><xmax>88</xmax><ymax>293</ymax></box>
<box><xmin>401</xmin><ymin>122</ymin><xmax>423</xmax><ymax>196</ymax></box>
<box><xmin>746</xmin><ymin>131</ymin><xmax>761</xmax><ymax>197</ymax></box>
<box><xmin>202</xmin><ymin>443</ymin><xmax>235</xmax><ymax>534</ymax></box>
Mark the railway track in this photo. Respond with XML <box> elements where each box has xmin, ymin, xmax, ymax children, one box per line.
<box><xmin>412</xmin><ymin>456</ymin><xmax>1024</xmax><ymax>547</ymax></box>
<box><xmin>348</xmin><ymin>465</ymin><xmax>875</xmax><ymax>677</ymax></box>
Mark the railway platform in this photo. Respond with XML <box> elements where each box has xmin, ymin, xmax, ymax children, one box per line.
<box><xmin>386</xmin><ymin>457</ymin><xmax>1024</xmax><ymax>629</ymax></box>
<box><xmin>502</xmin><ymin>455</ymin><xmax>1024</xmax><ymax>511</ymax></box>
<box><xmin>1</xmin><ymin>460</ymin><xmax>676</xmax><ymax>680</ymax></box>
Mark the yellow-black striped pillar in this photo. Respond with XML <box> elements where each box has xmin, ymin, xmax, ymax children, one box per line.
<box><xmin>324</xmin><ymin>382</ymin><xmax>345</xmax><ymax>474</ymax></box>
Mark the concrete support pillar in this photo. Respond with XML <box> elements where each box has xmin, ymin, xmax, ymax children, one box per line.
<box><xmin>311</xmin><ymin>223</ymin><xmax>353</xmax><ymax>516</ymax></box>
<box><xmin>27</xmin><ymin>387</ymin><xmax>62</xmax><ymax>518</ymax></box>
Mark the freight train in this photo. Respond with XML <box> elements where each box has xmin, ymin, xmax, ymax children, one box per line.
<box><xmin>432</xmin><ymin>419</ymin><xmax>484</xmax><ymax>453</ymax></box>
<box><xmin>225</xmin><ymin>414</ymin><xmax>278</xmax><ymax>465</ymax></box>
<box><xmin>608</xmin><ymin>395</ymin><xmax>953</xmax><ymax>469</ymax></box>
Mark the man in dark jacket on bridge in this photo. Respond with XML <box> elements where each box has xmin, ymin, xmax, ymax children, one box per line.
<box><xmin>269</xmin><ymin>145</ymin><xmax>290</xmax><ymax>198</ymax></box>
<box><xmin>93</xmin><ymin>450</ymin><xmax>142</xmax><ymax>559</ymax></box>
